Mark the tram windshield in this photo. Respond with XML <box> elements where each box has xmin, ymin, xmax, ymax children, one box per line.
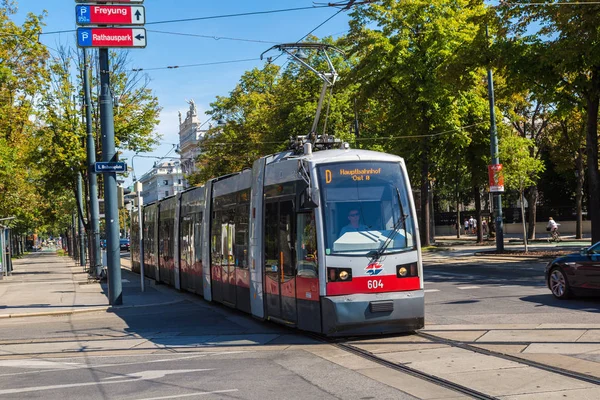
<box><xmin>317</xmin><ymin>161</ymin><xmax>416</xmax><ymax>256</ymax></box>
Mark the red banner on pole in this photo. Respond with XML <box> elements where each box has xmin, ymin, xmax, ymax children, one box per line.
<box><xmin>488</xmin><ymin>164</ymin><xmax>504</xmax><ymax>192</ymax></box>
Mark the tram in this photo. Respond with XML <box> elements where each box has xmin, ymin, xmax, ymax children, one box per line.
<box><xmin>131</xmin><ymin>139</ymin><xmax>424</xmax><ymax>336</ymax></box>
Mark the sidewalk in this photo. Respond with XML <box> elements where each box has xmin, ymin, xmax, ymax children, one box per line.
<box><xmin>0</xmin><ymin>250</ymin><xmax>179</xmax><ymax>319</ymax></box>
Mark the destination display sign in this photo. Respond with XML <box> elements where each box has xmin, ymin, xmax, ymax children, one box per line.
<box><xmin>77</xmin><ymin>27</ymin><xmax>147</xmax><ymax>48</ymax></box>
<box><xmin>324</xmin><ymin>167</ymin><xmax>382</xmax><ymax>183</ymax></box>
<box><xmin>95</xmin><ymin>162</ymin><xmax>127</xmax><ymax>173</ymax></box>
<box><xmin>76</xmin><ymin>5</ymin><xmax>145</xmax><ymax>26</ymax></box>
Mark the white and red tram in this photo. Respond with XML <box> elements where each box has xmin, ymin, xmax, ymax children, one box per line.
<box><xmin>131</xmin><ymin>144</ymin><xmax>424</xmax><ymax>336</ymax></box>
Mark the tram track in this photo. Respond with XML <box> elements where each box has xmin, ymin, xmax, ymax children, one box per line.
<box><xmin>332</xmin><ymin>339</ymin><xmax>499</xmax><ymax>400</ymax></box>
<box><xmin>308</xmin><ymin>329</ymin><xmax>600</xmax><ymax>399</ymax></box>
<box><xmin>306</xmin><ymin>333</ymin><xmax>499</xmax><ymax>399</ymax></box>
<box><xmin>416</xmin><ymin>331</ymin><xmax>600</xmax><ymax>386</ymax></box>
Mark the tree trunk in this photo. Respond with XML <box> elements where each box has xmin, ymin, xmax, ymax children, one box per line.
<box><xmin>420</xmin><ymin>137</ymin><xmax>430</xmax><ymax>246</ymax></box>
<box><xmin>586</xmin><ymin>71</ymin><xmax>600</xmax><ymax>244</ymax></box>
<box><xmin>474</xmin><ymin>186</ymin><xmax>483</xmax><ymax>243</ymax></box>
<box><xmin>526</xmin><ymin>185</ymin><xmax>538</xmax><ymax>240</ymax></box>
<box><xmin>576</xmin><ymin>147</ymin><xmax>584</xmax><ymax>239</ymax></box>
<box><xmin>520</xmin><ymin>191</ymin><xmax>528</xmax><ymax>253</ymax></box>
<box><xmin>456</xmin><ymin>203</ymin><xmax>461</xmax><ymax>239</ymax></box>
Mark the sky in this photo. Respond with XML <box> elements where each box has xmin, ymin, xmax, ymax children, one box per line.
<box><xmin>12</xmin><ymin>0</ymin><xmax>353</xmax><ymax>187</ymax></box>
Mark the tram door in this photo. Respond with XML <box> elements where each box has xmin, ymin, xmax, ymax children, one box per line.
<box><xmin>264</xmin><ymin>200</ymin><xmax>297</xmax><ymax>324</ymax></box>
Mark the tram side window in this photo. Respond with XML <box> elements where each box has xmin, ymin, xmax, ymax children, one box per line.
<box><xmin>264</xmin><ymin>202</ymin><xmax>278</xmax><ymax>272</ymax></box>
<box><xmin>194</xmin><ymin>213</ymin><xmax>203</xmax><ymax>264</ymax></box>
<box><xmin>279</xmin><ymin>200</ymin><xmax>294</xmax><ymax>278</ymax></box>
<box><xmin>234</xmin><ymin>204</ymin><xmax>249</xmax><ymax>269</ymax></box>
<box><xmin>211</xmin><ymin>210</ymin><xmax>222</xmax><ymax>266</ymax></box>
<box><xmin>296</xmin><ymin>212</ymin><xmax>317</xmax><ymax>278</ymax></box>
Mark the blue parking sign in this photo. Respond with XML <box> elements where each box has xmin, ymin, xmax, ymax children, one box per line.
<box><xmin>77</xmin><ymin>28</ymin><xmax>92</xmax><ymax>47</ymax></box>
<box><xmin>76</xmin><ymin>6</ymin><xmax>91</xmax><ymax>24</ymax></box>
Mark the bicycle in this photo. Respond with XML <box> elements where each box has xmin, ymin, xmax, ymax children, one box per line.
<box><xmin>547</xmin><ymin>225</ymin><xmax>561</xmax><ymax>243</ymax></box>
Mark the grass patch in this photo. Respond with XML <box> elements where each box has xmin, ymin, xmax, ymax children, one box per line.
<box><xmin>56</xmin><ymin>249</ymin><xmax>67</xmax><ymax>256</ymax></box>
<box><xmin>422</xmin><ymin>245</ymin><xmax>451</xmax><ymax>252</ymax></box>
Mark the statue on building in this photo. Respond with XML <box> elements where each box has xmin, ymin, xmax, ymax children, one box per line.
<box><xmin>186</xmin><ymin>99</ymin><xmax>197</xmax><ymax>117</ymax></box>
<box><xmin>178</xmin><ymin>111</ymin><xmax>182</xmax><ymax>126</ymax></box>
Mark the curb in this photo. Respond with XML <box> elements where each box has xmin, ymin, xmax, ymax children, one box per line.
<box><xmin>0</xmin><ymin>299</ymin><xmax>185</xmax><ymax>319</ymax></box>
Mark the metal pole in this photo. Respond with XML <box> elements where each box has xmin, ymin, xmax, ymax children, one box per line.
<box><xmin>72</xmin><ymin>213</ymin><xmax>77</xmax><ymax>261</ymax></box>
<box><xmin>136</xmin><ymin>183</ymin><xmax>145</xmax><ymax>292</ymax></box>
<box><xmin>486</xmin><ymin>25</ymin><xmax>504</xmax><ymax>252</ymax></box>
<box><xmin>83</xmin><ymin>49</ymin><xmax>102</xmax><ymax>276</ymax></box>
<box><xmin>99</xmin><ymin>48</ymin><xmax>122</xmax><ymax>305</ymax></box>
<box><xmin>0</xmin><ymin>226</ymin><xmax>5</xmax><ymax>279</ymax></box>
<box><xmin>77</xmin><ymin>172</ymin><xmax>86</xmax><ymax>268</ymax></box>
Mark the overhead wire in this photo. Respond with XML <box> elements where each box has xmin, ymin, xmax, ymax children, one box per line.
<box><xmin>131</xmin><ymin>58</ymin><xmax>259</xmax><ymax>72</ymax></box>
<box><xmin>146</xmin><ymin>30</ymin><xmax>278</xmax><ymax>44</ymax></box>
<box><xmin>195</xmin><ymin>121</ymin><xmax>487</xmax><ymax>147</ymax></box>
<box><xmin>39</xmin><ymin>5</ymin><xmax>334</xmax><ymax>36</ymax></box>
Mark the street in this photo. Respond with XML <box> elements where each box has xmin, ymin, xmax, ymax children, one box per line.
<box><xmin>2</xmin><ymin>247</ymin><xmax>600</xmax><ymax>399</ymax></box>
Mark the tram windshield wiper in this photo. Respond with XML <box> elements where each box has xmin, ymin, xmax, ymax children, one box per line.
<box><xmin>368</xmin><ymin>187</ymin><xmax>408</xmax><ymax>262</ymax></box>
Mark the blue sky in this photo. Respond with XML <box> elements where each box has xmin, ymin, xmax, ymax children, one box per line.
<box><xmin>13</xmin><ymin>1</ymin><xmax>352</xmax><ymax>185</ymax></box>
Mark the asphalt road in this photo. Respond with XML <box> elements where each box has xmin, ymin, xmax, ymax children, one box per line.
<box><xmin>423</xmin><ymin>253</ymin><xmax>600</xmax><ymax>326</ymax></box>
<box><xmin>2</xmin><ymin>250</ymin><xmax>600</xmax><ymax>399</ymax></box>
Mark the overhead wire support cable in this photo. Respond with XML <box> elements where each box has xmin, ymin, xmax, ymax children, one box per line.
<box><xmin>131</xmin><ymin>58</ymin><xmax>259</xmax><ymax>72</ymax></box>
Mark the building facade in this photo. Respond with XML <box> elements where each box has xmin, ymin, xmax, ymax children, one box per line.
<box><xmin>178</xmin><ymin>99</ymin><xmax>208</xmax><ymax>188</ymax></box>
<box><xmin>139</xmin><ymin>160</ymin><xmax>185</xmax><ymax>204</ymax></box>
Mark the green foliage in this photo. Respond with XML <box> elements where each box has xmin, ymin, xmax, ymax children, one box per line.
<box><xmin>500</xmin><ymin>132</ymin><xmax>545</xmax><ymax>193</ymax></box>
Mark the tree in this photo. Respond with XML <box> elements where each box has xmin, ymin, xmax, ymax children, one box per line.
<box><xmin>499</xmin><ymin>2</ymin><xmax>600</xmax><ymax>243</ymax></box>
<box><xmin>0</xmin><ymin>4</ymin><xmax>51</xmax><ymax>239</ymax></box>
<box><xmin>343</xmin><ymin>0</ymin><xmax>489</xmax><ymax>245</ymax></box>
<box><xmin>501</xmin><ymin>132</ymin><xmax>545</xmax><ymax>252</ymax></box>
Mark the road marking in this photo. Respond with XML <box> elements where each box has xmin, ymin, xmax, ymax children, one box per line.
<box><xmin>457</xmin><ymin>286</ymin><xmax>480</xmax><ymax>290</ymax></box>
<box><xmin>424</xmin><ymin>289</ymin><xmax>440</xmax><ymax>293</ymax></box>
<box><xmin>0</xmin><ymin>351</ymin><xmax>250</xmax><ymax>378</ymax></box>
<box><xmin>0</xmin><ymin>369</ymin><xmax>213</xmax><ymax>395</ymax></box>
<box><xmin>0</xmin><ymin>360</ymin><xmax>80</xmax><ymax>369</ymax></box>
<box><xmin>134</xmin><ymin>390</ymin><xmax>238</xmax><ymax>400</ymax></box>
<box><xmin>103</xmin><ymin>369</ymin><xmax>213</xmax><ymax>380</ymax></box>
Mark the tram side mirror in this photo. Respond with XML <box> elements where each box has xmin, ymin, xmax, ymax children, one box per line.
<box><xmin>300</xmin><ymin>187</ymin><xmax>319</xmax><ymax>209</ymax></box>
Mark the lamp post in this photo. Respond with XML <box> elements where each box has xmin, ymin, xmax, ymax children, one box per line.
<box><xmin>486</xmin><ymin>25</ymin><xmax>504</xmax><ymax>252</ymax></box>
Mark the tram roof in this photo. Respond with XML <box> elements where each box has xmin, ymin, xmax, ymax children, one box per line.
<box><xmin>299</xmin><ymin>148</ymin><xmax>404</xmax><ymax>165</ymax></box>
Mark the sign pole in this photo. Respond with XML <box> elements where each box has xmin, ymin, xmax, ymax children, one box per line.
<box><xmin>99</xmin><ymin>47</ymin><xmax>122</xmax><ymax>305</ymax></box>
<box><xmin>486</xmin><ymin>25</ymin><xmax>504</xmax><ymax>252</ymax></box>
<box><xmin>135</xmin><ymin>182</ymin><xmax>145</xmax><ymax>292</ymax></box>
<box><xmin>83</xmin><ymin>48</ymin><xmax>103</xmax><ymax>277</ymax></box>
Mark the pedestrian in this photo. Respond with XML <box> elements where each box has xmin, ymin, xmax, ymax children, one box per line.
<box><xmin>472</xmin><ymin>217</ymin><xmax>477</xmax><ymax>234</ymax></box>
<box><xmin>468</xmin><ymin>216</ymin><xmax>475</xmax><ymax>234</ymax></box>
<box><xmin>547</xmin><ymin>217</ymin><xmax>559</xmax><ymax>233</ymax></box>
<box><xmin>464</xmin><ymin>218</ymin><xmax>469</xmax><ymax>235</ymax></box>
<box><xmin>482</xmin><ymin>219</ymin><xmax>488</xmax><ymax>236</ymax></box>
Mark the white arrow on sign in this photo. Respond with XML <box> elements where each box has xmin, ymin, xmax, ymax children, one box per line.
<box><xmin>132</xmin><ymin>28</ymin><xmax>146</xmax><ymax>47</ymax></box>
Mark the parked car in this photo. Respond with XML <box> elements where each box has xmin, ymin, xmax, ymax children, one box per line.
<box><xmin>546</xmin><ymin>241</ymin><xmax>600</xmax><ymax>299</ymax></box>
<box><xmin>119</xmin><ymin>238</ymin><xmax>130</xmax><ymax>252</ymax></box>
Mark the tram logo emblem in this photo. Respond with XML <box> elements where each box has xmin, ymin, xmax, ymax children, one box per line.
<box><xmin>365</xmin><ymin>262</ymin><xmax>384</xmax><ymax>276</ymax></box>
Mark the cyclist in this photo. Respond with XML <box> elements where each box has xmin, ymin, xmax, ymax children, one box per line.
<box><xmin>547</xmin><ymin>217</ymin><xmax>560</xmax><ymax>241</ymax></box>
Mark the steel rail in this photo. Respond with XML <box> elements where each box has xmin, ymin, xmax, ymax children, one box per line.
<box><xmin>304</xmin><ymin>333</ymin><xmax>499</xmax><ymax>400</ymax></box>
<box><xmin>417</xmin><ymin>331</ymin><xmax>600</xmax><ymax>387</ymax></box>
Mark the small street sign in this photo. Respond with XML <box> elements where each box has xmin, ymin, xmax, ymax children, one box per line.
<box><xmin>77</xmin><ymin>28</ymin><xmax>146</xmax><ymax>48</ymax></box>
<box><xmin>95</xmin><ymin>162</ymin><xmax>127</xmax><ymax>173</ymax></box>
<box><xmin>76</xmin><ymin>5</ymin><xmax>145</xmax><ymax>26</ymax></box>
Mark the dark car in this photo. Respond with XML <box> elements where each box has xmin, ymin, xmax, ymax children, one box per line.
<box><xmin>119</xmin><ymin>239</ymin><xmax>130</xmax><ymax>252</ymax></box>
<box><xmin>546</xmin><ymin>241</ymin><xmax>600</xmax><ymax>299</ymax></box>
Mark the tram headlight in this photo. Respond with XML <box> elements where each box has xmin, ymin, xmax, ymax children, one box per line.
<box><xmin>327</xmin><ymin>267</ymin><xmax>353</xmax><ymax>282</ymax></box>
<box><xmin>397</xmin><ymin>262</ymin><xmax>418</xmax><ymax>278</ymax></box>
